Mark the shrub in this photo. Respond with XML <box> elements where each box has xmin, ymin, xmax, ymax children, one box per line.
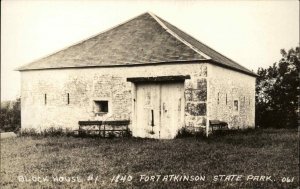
<box><xmin>107</xmin><ymin>132</ymin><xmax>116</xmax><ymax>138</ymax></box>
<box><xmin>20</xmin><ymin>127</ymin><xmax>74</xmax><ymax>137</ymax></box>
<box><xmin>41</xmin><ymin>127</ymin><xmax>64</xmax><ymax>137</ymax></box>
<box><xmin>122</xmin><ymin>129</ymin><xmax>132</xmax><ymax>138</ymax></box>
<box><xmin>20</xmin><ymin>128</ymin><xmax>40</xmax><ymax>137</ymax></box>
<box><xmin>176</xmin><ymin>127</ymin><xmax>196</xmax><ymax>138</ymax></box>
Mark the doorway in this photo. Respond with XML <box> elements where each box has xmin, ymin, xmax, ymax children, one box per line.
<box><xmin>133</xmin><ymin>82</ymin><xmax>184</xmax><ymax>139</ymax></box>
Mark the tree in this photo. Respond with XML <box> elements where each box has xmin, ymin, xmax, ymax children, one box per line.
<box><xmin>256</xmin><ymin>46</ymin><xmax>299</xmax><ymax>128</ymax></box>
<box><xmin>0</xmin><ymin>98</ymin><xmax>21</xmax><ymax>132</ymax></box>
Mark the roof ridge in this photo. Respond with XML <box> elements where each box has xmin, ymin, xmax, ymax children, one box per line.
<box><xmin>16</xmin><ymin>12</ymin><xmax>150</xmax><ymax>71</ymax></box>
<box><xmin>148</xmin><ymin>12</ymin><xmax>211</xmax><ymax>60</ymax></box>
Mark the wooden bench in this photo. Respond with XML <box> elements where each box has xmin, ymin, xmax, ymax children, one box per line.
<box><xmin>209</xmin><ymin>120</ymin><xmax>228</xmax><ymax>133</ymax></box>
<box><xmin>77</xmin><ymin>120</ymin><xmax>130</xmax><ymax>137</ymax></box>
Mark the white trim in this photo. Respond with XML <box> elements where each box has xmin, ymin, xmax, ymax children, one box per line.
<box><xmin>206</xmin><ymin>65</ymin><xmax>210</xmax><ymax>137</ymax></box>
<box><xmin>148</xmin><ymin>12</ymin><xmax>211</xmax><ymax>60</ymax></box>
<box><xmin>132</xmin><ymin>83</ymin><xmax>137</xmax><ymax>134</ymax></box>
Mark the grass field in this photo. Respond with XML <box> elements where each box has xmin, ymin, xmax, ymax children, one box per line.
<box><xmin>1</xmin><ymin>129</ymin><xmax>299</xmax><ymax>189</ymax></box>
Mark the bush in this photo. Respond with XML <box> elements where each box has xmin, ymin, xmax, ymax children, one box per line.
<box><xmin>176</xmin><ymin>127</ymin><xmax>193</xmax><ymax>138</ymax></box>
<box><xmin>121</xmin><ymin>129</ymin><xmax>132</xmax><ymax>138</ymax></box>
<box><xmin>44</xmin><ymin>127</ymin><xmax>64</xmax><ymax>136</ymax></box>
<box><xmin>19</xmin><ymin>128</ymin><xmax>39</xmax><ymax>137</ymax></box>
<box><xmin>107</xmin><ymin>132</ymin><xmax>116</xmax><ymax>138</ymax></box>
<box><xmin>176</xmin><ymin>127</ymin><xmax>205</xmax><ymax>138</ymax></box>
<box><xmin>20</xmin><ymin>127</ymin><xmax>74</xmax><ymax>137</ymax></box>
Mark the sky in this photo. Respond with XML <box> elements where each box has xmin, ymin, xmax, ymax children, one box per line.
<box><xmin>1</xmin><ymin>0</ymin><xmax>299</xmax><ymax>101</ymax></box>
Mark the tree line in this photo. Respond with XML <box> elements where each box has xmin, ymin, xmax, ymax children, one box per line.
<box><xmin>256</xmin><ymin>46</ymin><xmax>299</xmax><ymax>128</ymax></box>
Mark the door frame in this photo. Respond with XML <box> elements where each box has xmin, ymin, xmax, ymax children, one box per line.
<box><xmin>127</xmin><ymin>75</ymin><xmax>190</xmax><ymax>139</ymax></box>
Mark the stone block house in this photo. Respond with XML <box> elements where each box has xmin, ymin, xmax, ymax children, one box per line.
<box><xmin>17</xmin><ymin>12</ymin><xmax>256</xmax><ymax>139</ymax></box>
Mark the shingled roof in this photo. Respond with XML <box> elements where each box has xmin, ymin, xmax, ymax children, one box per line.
<box><xmin>17</xmin><ymin>12</ymin><xmax>256</xmax><ymax>76</ymax></box>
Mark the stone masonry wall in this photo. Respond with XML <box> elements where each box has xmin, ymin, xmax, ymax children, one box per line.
<box><xmin>21</xmin><ymin>63</ymin><xmax>208</xmax><ymax>132</ymax></box>
<box><xmin>207</xmin><ymin>64</ymin><xmax>255</xmax><ymax>129</ymax></box>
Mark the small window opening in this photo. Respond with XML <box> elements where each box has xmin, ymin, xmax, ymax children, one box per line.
<box><xmin>67</xmin><ymin>93</ymin><xmax>70</xmax><ymax>105</ymax></box>
<box><xmin>217</xmin><ymin>92</ymin><xmax>220</xmax><ymax>104</ymax></box>
<box><xmin>249</xmin><ymin>97</ymin><xmax>250</xmax><ymax>105</ymax></box>
<box><xmin>234</xmin><ymin>100</ymin><xmax>239</xmax><ymax>111</ymax></box>
<box><xmin>94</xmin><ymin>101</ymin><xmax>108</xmax><ymax>114</ymax></box>
<box><xmin>44</xmin><ymin>94</ymin><xmax>47</xmax><ymax>105</ymax></box>
<box><xmin>225</xmin><ymin>94</ymin><xmax>227</xmax><ymax>105</ymax></box>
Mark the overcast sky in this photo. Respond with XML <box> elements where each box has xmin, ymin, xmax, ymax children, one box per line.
<box><xmin>1</xmin><ymin>0</ymin><xmax>299</xmax><ymax>101</ymax></box>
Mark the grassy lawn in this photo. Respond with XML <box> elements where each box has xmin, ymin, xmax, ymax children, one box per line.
<box><xmin>1</xmin><ymin>129</ymin><xmax>298</xmax><ymax>188</ymax></box>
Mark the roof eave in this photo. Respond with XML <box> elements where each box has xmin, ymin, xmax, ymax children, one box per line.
<box><xmin>208</xmin><ymin>60</ymin><xmax>258</xmax><ymax>77</ymax></box>
<box><xmin>17</xmin><ymin>59</ymin><xmax>209</xmax><ymax>72</ymax></box>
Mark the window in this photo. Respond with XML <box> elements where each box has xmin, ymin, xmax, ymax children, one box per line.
<box><xmin>44</xmin><ymin>94</ymin><xmax>47</xmax><ymax>105</ymax></box>
<box><xmin>225</xmin><ymin>94</ymin><xmax>227</xmax><ymax>105</ymax></box>
<box><xmin>234</xmin><ymin>100</ymin><xmax>239</xmax><ymax>111</ymax></box>
<box><xmin>67</xmin><ymin>93</ymin><xmax>70</xmax><ymax>105</ymax></box>
<box><xmin>94</xmin><ymin>100</ymin><xmax>109</xmax><ymax>114</ymax></box>
<box><xmin>217</xmin><ymin>92</ymin><xmax>220</xmax><ymax>104</ymax></box>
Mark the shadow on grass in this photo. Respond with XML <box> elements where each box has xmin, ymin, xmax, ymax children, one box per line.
<box><xmin>202</xmin><ymin>128</ymin><xmax>295</xmax><ymax>148</ymax></box>
<box><xmin>174</xmin><ymin>128</ymin><xmax>279</xmax><ymax>148</ymax></box>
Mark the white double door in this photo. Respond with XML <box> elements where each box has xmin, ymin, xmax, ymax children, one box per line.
<box><xmin>134</xmin><ymin>82</ymin><xmax>184</xmax><ymax>139</ymax></box>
